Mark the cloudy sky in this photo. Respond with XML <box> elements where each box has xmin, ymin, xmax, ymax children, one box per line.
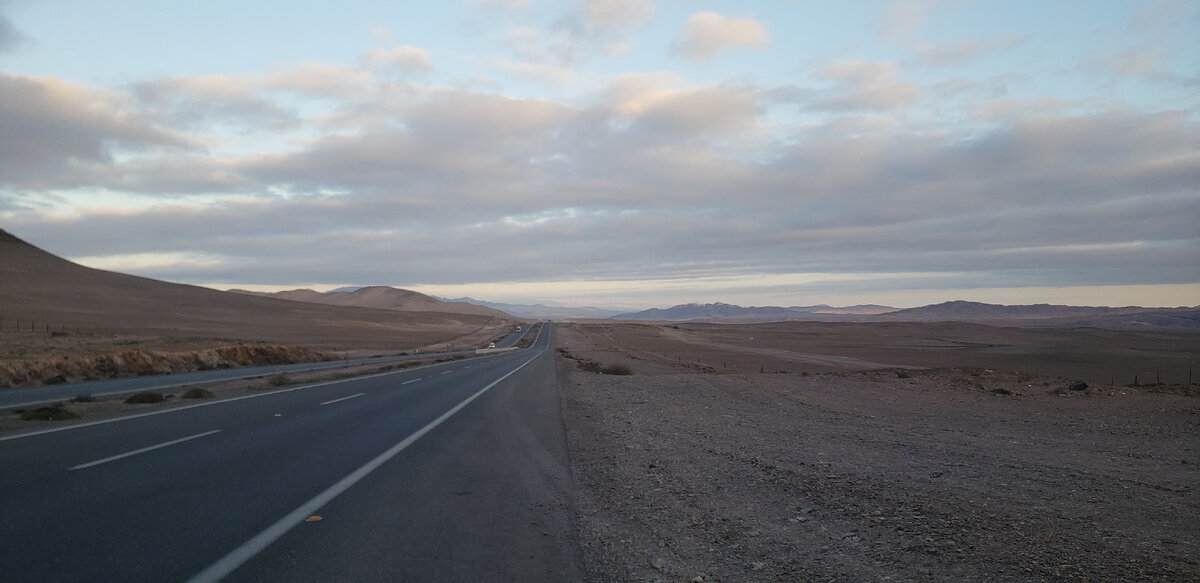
<box><xmin>1</xmin><ymin>0</ymin><xmax>1197</xmax><ymax>309</ymax></box>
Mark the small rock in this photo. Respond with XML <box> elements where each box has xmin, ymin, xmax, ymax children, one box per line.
<box><xmin>750</xmin><ymin>561</ymin><xmax>766</xmax><ymax>571</ymax></box>
<box><xmin>650</xmin><ymin>558</ymin><xmax>667</xmax><ymax>571</ymax></box>
<box><xmin>1068</xmin><ymin>380</ymin><xmax>1088</xmax><ymax>391</ymax></box>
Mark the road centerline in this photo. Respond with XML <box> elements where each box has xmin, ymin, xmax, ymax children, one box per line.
<box><xmin>70</xmin><ymin>429</ymin><xmax>223</xmax><ymax>470</ymax></box>
<box><xmin>319</xmin><ymin>393</ymin><xmax>365</xmax><ymax>406</ymax></box>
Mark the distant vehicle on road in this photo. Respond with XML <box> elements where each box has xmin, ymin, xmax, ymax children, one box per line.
<box><xmin>488</xmin><ymin>342</ymin><xmax>496</xmax><ymax>349</ymax></box>
<box><xmin>516</xmin><ymin>326</ymin><xmax>522</xmax><ymax>332</ymax></box>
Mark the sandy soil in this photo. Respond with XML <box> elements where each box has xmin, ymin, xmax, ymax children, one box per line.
<box><xmin>557</xmin><ymin>322</ymin><xmax>1199</xmax><ymax>582</ymax></box>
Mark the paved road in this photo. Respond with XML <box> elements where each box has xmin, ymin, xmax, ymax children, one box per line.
<box><xmin>0</xmin><ymin>324</ymin><xmax>577</xmax><ymax>582</ymax></box>
<box><xmin>0</xmin><ymin>325</ymin><xmax>533</xmax><ymax>409</ymax></box>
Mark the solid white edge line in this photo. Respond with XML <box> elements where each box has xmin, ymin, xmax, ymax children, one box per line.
<box><xmin>319</xmin><ymin>393</ymin><xmax>365</xmax><ymax>406</ymax></box>
<box><xmin>0</xmin><ymin>352</ymin><xmax>515</xmax><ymax>443</ymax></box>
<box><xmin>400</xmin><ymin>379</ymin><xmax>422</xmax><ymax>385</ymax></box>
<box><xmin>184</xmin><ymin>346</ymin><xmax>545</xmax><ymax>583</ymax></box>
<box><xmin>70</xmin><ymin>429</ymin><xmax>223</xmax><ymax>470</ymax></box>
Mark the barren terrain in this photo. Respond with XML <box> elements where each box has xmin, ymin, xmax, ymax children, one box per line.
<box><xmin>557</xmin><ymin>321</ymin><xmax>1199</xmax><ymax>582</ymax></box>
<box><xmin>0</xmin><ymin>230</ymin><xmax>516</xmax><ymax>387</ymax></box>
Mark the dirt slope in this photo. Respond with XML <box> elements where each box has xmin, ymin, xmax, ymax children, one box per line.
<box><xmin>0</xmin><ymin>229</ymin><xmax>513</xmax><ymax>357</ymax></box>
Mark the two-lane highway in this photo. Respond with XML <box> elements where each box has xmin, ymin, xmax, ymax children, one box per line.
<box><xmin>0</xmin><ymin>324</ymin><xmax>578</xmax><ymax>582</ymax></box>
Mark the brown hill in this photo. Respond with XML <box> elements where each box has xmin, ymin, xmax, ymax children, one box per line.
<box><xmin>237</xmin><ymin>286</ymin><xmax>510</xmax><ymax>318</ymax></box>
<box><xmin>0</xmin><ymin>229</ymin><xmax>513</xmax><ymax>353</ymax></box>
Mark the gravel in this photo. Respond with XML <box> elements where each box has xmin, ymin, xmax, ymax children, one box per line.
<box><xmin>558</xmin><ymin>333</ymin><xmax>1199</xmax><ymax>582</ymax></box>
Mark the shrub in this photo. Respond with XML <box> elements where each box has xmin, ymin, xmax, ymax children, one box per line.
<box><xmin>124</xmin><ymin>392</ymin><xmax>166</xmax><ymax>404</ymax></box>
<box><xmin>181</xmin><ymin>388</ymin><xmax>215</xmax><ymax>399</ymax></box>
<box><xmin>71</xmin><ymin>394</ymin><xmax>96</xmax><ymax>403</ymax></box>
<box><xmin>600</xmin><ymin>363</ymin><xmax>632</xmax><ymax>375</ymax></box>
<box><xmin>22</xmin><ymin>404</ymin><xmax>79</xmax><ymax>421</ymax></box>
<box><xmin>577</xmin><ymin>360</ymin><xmax>601</xmax><ymax>372</ymax></box>
<box><xmin>268</xmin><ymin>373</ymin><xmax>291</xmax><ymax>387</ymax></box>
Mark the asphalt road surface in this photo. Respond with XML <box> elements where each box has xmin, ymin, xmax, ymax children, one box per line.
<box><xmin>0</xmin><ymin>324</ymin><xmax>578</xmax><ymax>582</ymax></box>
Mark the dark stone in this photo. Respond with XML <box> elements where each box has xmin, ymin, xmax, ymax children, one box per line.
<box><xmin>1068</xmin><ymin>380</ymin><xmax>1089</xmax><ymax>391</ymax></box>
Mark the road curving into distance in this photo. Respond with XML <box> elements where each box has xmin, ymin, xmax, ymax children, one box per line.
<box><xmin>0</xmin><ymin>323</ymin><xmax>578</xmax><ymax>582</ymax></box>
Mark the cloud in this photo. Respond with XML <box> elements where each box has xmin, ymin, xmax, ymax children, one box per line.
<box><xmin>914</xmin><ymin>35</ymin><xmax>1026</xmax><ymax>67</ymax></box>
<box><xmin>1084</xmin><ymin>48</ymin><xmax>1200</xmax><ymax>87</ymax></box>
<box><xmin>129</xmin><ymin>75</ymin><xmax>298</xmax><ymax>131</ymax></box>
<box><xmin>3</xmin><ymin>58</ymin><xmax>1196</xmax><ymax>306</ymax></box>
<box><xmin>361</xmin><ymin>45</ymin><xmax>434</xmax><ymax>72</ymax></box>
<box><xmin>601</xmin><ymin>73</ymin><xmax>759</xmax><ymax>140</ymax></box>
<box><xmin>0</xmin><ymin>12</ymin><xmax>30</xmax><ymax>54</ymax></box>
<box><xmin>504</xmin><ymin>25</ymin><xmax>584</xmax><ymax>68</ymax></box>
<box><xmin>768</xmin><ymin>60</ymin><xmax>917</xmax><ymax>113</ymax></box>
<box><xmin>263</xmin><ymin>61</ymin><xmax>376</xmax><ymax>98</ymax></box>
<box><xmin>671</xmin><ymin>12</ymin><xmax>770</xmax><ymax>60</ymax></box>
<box><xmin>369</xmin><ymin>25</ymin><xmax>395</xmax><ymax>46</ymax></box>
<box><xmin>586</xmin><ymin>0</ymin><xmax>655</xmax><ymax>33</ymax></box>
<box><xmin>470</xmin><ymin>0</ymin><xmax>530</xmax><ymax>10</ymax></box>
<box><xmin>878</xmin><ymin>0</ymin><xmax>939</xmax><ymax>41</ymax></box>
<box><xmin>491</xmin><ymin>55</ymin><xmax>583</xmax><ymax>87</ymax></box>
<box><xmin>0</xmin><ymin>73</ymin><xmax>195</xmax><ymax>189</ymax></box>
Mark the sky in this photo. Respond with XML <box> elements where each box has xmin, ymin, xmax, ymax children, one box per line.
<box><xmin>1</xmin><ymin>0</ymin><xmax>1198</xmax><ymax>309</ymax></box>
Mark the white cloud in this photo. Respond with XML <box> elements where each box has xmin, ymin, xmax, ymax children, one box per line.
<box><xmin>805</xmin><ymin>59</ymin><xmax>917</xmax><ymax>112</ymax></box>
<box><xmin>671</xmin><ymin>12</ymin><xmax>770</xmax><ymax>60</ymax></box>
<box><xmin>264</xmin><ymin>61</ymin><xmax>376</xmax><ymax>98</ymax></box>
<box><xmin>361</xmin><ymin>45</ymin><xmax>434</xmax><ymax>72</ymax></box>
<box><xmin>0</xmin><ymin>73</ymin><xmax>196</xmax><ymax>189</ymax></box>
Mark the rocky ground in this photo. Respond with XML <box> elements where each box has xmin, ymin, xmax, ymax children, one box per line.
<box><xmin>556</xmin><ymin>323</ymin><xmax>1199</xmax><ymax>582</ymax></box>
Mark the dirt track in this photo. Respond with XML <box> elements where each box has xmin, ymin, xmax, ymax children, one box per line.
<box><xmin>557</xmin><ymin>322</ymin><xmax>1199</xmax><ymax>582</ymax></box>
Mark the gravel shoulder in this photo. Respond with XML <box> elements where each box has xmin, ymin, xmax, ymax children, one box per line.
<box><xmin>557</xmin><ymin>323</ymin><xmax>1199</xmax><ymax>582</ymax></box>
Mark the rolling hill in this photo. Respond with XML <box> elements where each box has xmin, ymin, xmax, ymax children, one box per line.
<box><xmin>0</xmin><ymin>229</ymin><xmax>513</xmax><ymax>351</ymax></box>
<box><xmin>234</xmin><ymin>287</ymin><xmax>510</xmax><ymax>318</ymax></box>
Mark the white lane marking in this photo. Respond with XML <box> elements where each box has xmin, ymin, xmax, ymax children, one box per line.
<box><xmin>185</xmin><ymin>349</ymin><xmax>545</xmax><ymax>583</ymax></box>
<box><xmin>440</xmin><ymin>370</ymin><xmax>453</xmax><ymax>375</ymax></box>
<box><xmin>70</xmin><ymin>430</ymin><xmax>222</xmax><ymax>470</ymax></box>
<box><xmin>401</xmin><ymin>379</ymin><xmax>422</xmax><ymax>385</ymax></box>
<box><xmin>319</xmin><ymin>393</ymin><xmax>365</xmax><ymax>406</ymax></box>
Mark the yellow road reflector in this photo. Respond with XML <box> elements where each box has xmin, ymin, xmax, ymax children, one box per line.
<box><xmin>305</xmin><ymin>516</ymin><xmax>322</xmax><ymax>522</ymax></box>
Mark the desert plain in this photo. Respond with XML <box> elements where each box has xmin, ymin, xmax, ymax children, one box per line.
<box><xmin>556</xmin><ymin>320</ymin><xmax>1199</xmax><ymax>582</ymax></box>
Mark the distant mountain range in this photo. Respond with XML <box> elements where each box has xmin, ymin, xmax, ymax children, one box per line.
<box><xmin>611</xmin><ymin>300</ymin><xmax>1200</xmax><ymax>328</ymax></box>
<box><xmin>231</xmin><ymin>287</ymin><xmax>510</xmax><ymax>318</ymax></box>
<box><xmin>882</xmin><ymin>300</ymin><xmax>1200</xmax><ymax>328</ymax></box>
<box><xmin>439</xmin><ymin>297</ymin><xmax>627</xmax><ymax>320</ymax></box>
<box><xmin>612</xmin><ymin>302</ymin><xmax>895</xmax><ymax>321</ymax></box>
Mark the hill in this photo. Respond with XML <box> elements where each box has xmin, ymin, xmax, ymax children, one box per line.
<box><xmin>235</xmin><ymin>287</ymin><xmax>510</xmax><ymax>318</ymax></box>
<box><xmin>0</xmin><ymin>229</ymin><xmax>513</xmax><ymax>352</ymax></box>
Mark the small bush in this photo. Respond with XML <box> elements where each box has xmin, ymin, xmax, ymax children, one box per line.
<box><xmin>22</xmin><ymin>404</ymin><xmax>79</xmax><ymax>421</ymax></box>
<box><xmin>600</xmin><ymin>364</ymin><xmax>632</xmax><ymax>375</ymax></box>
<box><xmin>577</xmin><ymin>360</ymin><xmax>601</xmax><ymax>372</ymax></box>
<box><xmin>181</xmin><ymin>388</ymin><xmax>215</xmax><ymax>399</ymax></box>
<box><xmin>268</xmin><ymin>373</ymin><xmax>291</xmax><ymax>387</ymax></box>
<box><xmin>71</xmin><ymin>394</ymin><xmax>96</xmax><ymax>403</ymax></box>
<box><xmin>124</xmin><ymin>392</ymin><xmax>166</xmax><ymax>404</ymax></box>
<box><xmin>895</xmin><ymin>370</ymin><xmax>911</xmax><ymax>379</ymax></box>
